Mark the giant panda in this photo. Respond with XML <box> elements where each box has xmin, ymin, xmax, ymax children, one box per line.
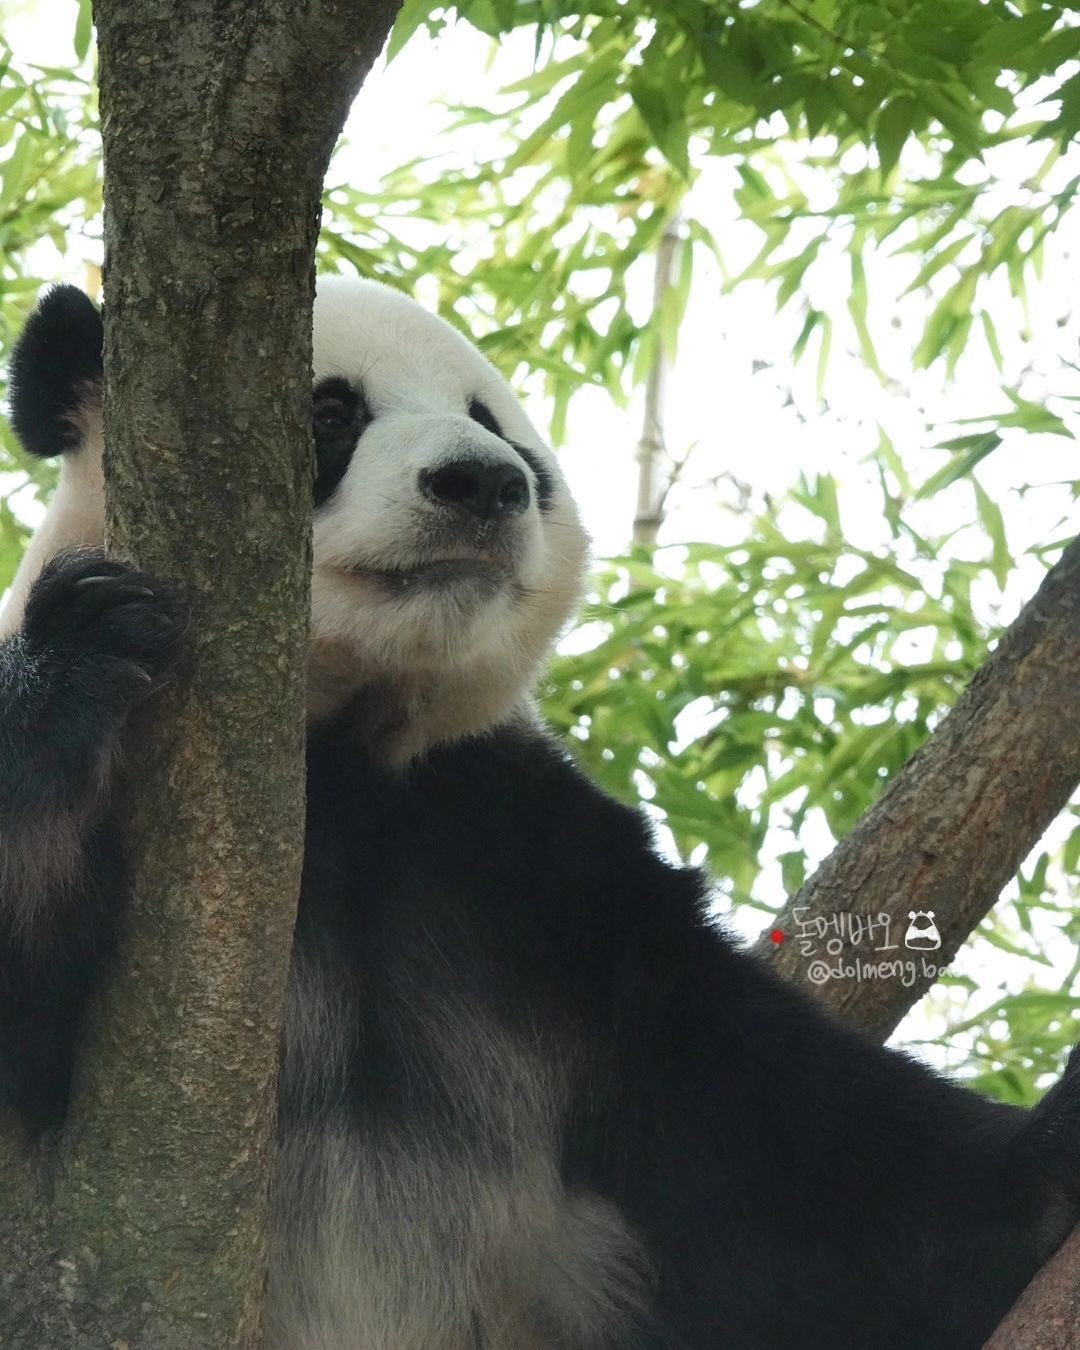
<box><xmin>2</xmin><ymin>275</ymin><xmax>1079</xmax><ymax>1350</ymax></box>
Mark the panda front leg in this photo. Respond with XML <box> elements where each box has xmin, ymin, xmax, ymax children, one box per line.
<box><xmin>0</xmin><ymin>549</ymin><xmax>180</xmax><ymax>1132</ymax></box>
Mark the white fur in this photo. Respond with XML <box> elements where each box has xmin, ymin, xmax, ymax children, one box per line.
<box><xmin>0</xmin><ymin>419</ymin><xmax>108</xmax><ymax>923</ymax></box>
<box><xmin>271</xmin><ymin>963</ymin><xmax>647</xmax><ymax>1350</ymax></box>
<box><xmin>0</xmin><ymin>417</ymin><xmax>104</xmax><ymax>638</ymax></box>
<box><xmin>307</xmin><ymin>277</ymin><xmax>588</xmax><ymax>757</ymax></box>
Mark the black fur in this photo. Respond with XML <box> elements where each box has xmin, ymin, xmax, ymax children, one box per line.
<box><xmin>2</xmin><ymin>555</ymin><xmax>1079</xmax><ymax>1346</ymax></box>
<box><xmin>308</xmin><ymin>716</ymin><xmax>1080</xmax><ymax>1349</ymax></box>
<box><xmin>3</xmin><ymin>290</ymin><xmax>1080</xmax><ymax>1348</ymax></box>
<box><xmin>313</xmin><ymin>375</ymin><xmax>372</xmax><ymax>508</ymax></box>
<box><xmin>0</xmin><ymin>552</ymin><xmax>180</xmax><ymax>1132</ymax></box>
<box><xmin>8</xmin><ymin>285</ymin><xmax>103</xmax><ymax>458</ymax></box>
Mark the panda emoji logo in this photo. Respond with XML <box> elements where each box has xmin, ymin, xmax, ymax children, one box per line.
<box><xmin>905</xmin><ymin>910</ymin><xmax>942</xmax><ymax>951</ymax></box>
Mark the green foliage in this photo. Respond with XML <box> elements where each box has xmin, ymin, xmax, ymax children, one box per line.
<box><xmin>327</xmin><ymin>0</ymin><xmax>1080</xmax><ymax>415</ymax></box>
<box><xmin>914</xmin><ymin>844</ymin><xmax>1080</xmax><ymax>1105</ymax></box>
<box><xmin>544</xmin><ymin>475</ymin><xmax>992</xmax><ymax>907</ymax></box>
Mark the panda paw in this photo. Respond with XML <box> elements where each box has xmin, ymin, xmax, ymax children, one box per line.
<box><xmin>23</xmin><ymin>550</ymin><xmax>184</xmax><ymax>708</ymax></box>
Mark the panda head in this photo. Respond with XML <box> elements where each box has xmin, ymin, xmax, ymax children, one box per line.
<box><xmin>3</xmin><ymin>276</ymin><xmax>589</xmax><ymax>762</ymax></box>
<box><xmin>307</xmin><ymin>276</ymin><xmax>589</xmax><ymax>756</ymax></box>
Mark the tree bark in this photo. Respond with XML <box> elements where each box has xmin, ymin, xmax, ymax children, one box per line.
<box><xmin>753</xmin><ymin>533</ymin><xmax>1080</xmax><ymax>1040</ymax></box>
<box><xmin>983</xmin><ymin>1225</ymin><xmax>1080</xmax><ymax>1349</ymax></box>
<box><xmin>0</xmin><ymin>3</ymin><xmax>401</xmax><ymax>1348</ymax></box>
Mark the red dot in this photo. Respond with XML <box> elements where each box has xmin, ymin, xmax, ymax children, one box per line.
<box><xmin>769</xmin><ymin>929</ymin><xmax>785</xmax><ymax>945</ymax></box>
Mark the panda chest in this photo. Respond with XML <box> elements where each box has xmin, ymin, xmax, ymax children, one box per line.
<box><xmin>266</xmin><ymin>950</ymin><xmax>645</xmax><ymax>1350</ymax></box>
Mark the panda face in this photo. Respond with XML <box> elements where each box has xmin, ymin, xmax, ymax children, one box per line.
<box><xmin>2</xmin><ymin>277</ymin><xmax>588</xmax><ymax>760</ymax></box>
<box><xmin>304</xmin><ymin>277</ymin><xmax>588</xmax><ymax>753</ymax></box>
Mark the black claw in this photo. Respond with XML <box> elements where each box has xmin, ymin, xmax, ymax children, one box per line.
<box><xmin>22</xmin><ymin>550</ymin><xmax>185</xmax><ymax>710</ymax></box>
<box><xmin>73</xmin><ymin>575</ymin><xmax>156</xmax><ymax>601</ymax></box>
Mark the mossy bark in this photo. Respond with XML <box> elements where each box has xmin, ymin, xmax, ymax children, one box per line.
<box><xmin>0</xmin><ymin>3</ymin><xmax>401</xmax><ymax>1347</ymax></box>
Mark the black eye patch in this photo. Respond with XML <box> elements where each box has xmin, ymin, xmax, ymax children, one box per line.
<box><xmin>469</xmin><ymin>397</ymin><xmax>555</xmax><ymax>511</ymax></box>
<box><xmin>468</xmin><ymin>397</ymin><xmax>503</xmax><ymax>438</ymax></box>
<box><xmin>313</xmin><ymin>377</ymin><xmax>372</xmax><ymax>508</ymax></box>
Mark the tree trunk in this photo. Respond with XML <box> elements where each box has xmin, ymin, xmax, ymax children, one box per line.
<box><xmin>754</xmin><ymin>533</ymin><xmax>1080</xmax><ymax>1039</ymax></box>
<box><xmin>0</xmin><ymin>3</ymin><xmax>400</xmax><ymax>1348</ymax></box>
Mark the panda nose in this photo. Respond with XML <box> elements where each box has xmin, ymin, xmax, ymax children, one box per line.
<box><xmin>419</xmin><ymin>459</ymin><xmax>531</xmax><ymax>520</ymax></box>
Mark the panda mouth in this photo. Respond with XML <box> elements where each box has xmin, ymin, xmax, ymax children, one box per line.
<box><xmin>345</xmin><ymin>557</ymin><xmax>508</xmax><ymax>589</ymax></box>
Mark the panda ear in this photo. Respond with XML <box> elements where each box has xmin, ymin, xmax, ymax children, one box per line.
<box><xmin>8</xmin><ymin>285</ymin><xmax>104</xmax><ymax>459</ymax></box>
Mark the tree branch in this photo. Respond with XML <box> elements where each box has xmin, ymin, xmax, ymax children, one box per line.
<box><xmin>983</xmin><ymin>1224</ymin><xmax>1080</xmax><ymax>1349</ymax></box>
<box><xmin>632</xmin><ymin>213</ymin><xmax>682</xmax><ymax>547</ymax></box>
<box><xmin>754</xmin><ymin>533</ymin><xmax>1080</xmax><ymax>1039</ymax></box>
